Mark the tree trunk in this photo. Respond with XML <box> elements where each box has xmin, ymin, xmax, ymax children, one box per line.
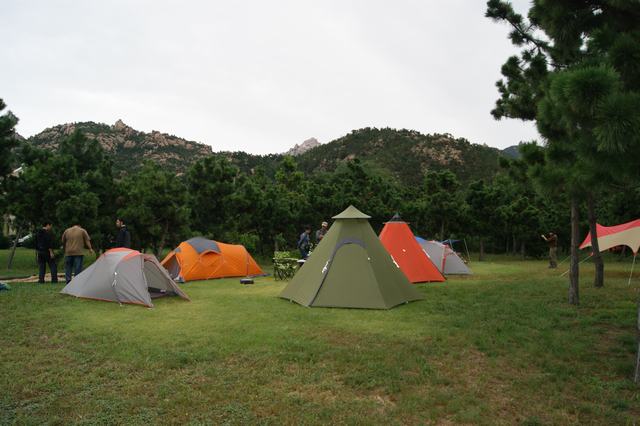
<box><xmin>521</xmin><ymin>241</ymin><xmax>526</xmax><ymax>260</ymax></box>
<box><xmin>569</xmin><ymin>197</ymin><xmax>580</xmax><ymax>305</ymax></box>
<box><xmin>7</xmin><ymin>227</ymin><xmax>21</xmax><ymax>270</ymax></box>
<box><xmin>513</xmin><ymin>234</ymin><xmax>517</xmax><ymax>256</ymax></box>
<box><xmin>587</xmin><ymin>194</ymin><xmax>604</xmax><ymax>288</ymax></box>
<box><xmin>479</xmin><ymin>239</ymin><xmax>485</xmax><ymax>262</ymax></box>
<box><xmin>440</xmin><ymin>221</ymin><xmax>445</xmax><ymax>241</ymax></box>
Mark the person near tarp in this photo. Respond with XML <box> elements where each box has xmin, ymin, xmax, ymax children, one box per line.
<box><xmin>61</xmin><ymin>223</ymin><xmax>94</xmax><ymax>284</ymax></box>
<box><xmin>315</xmin><ymin>221</ymin><xmax>328</xmax><ymax>244</ymax></box>
<box><xmin>541</xmin><ymin>232</ymin><xmax>558</xmax><ymax>269</ymax></box>
<box><xmin>35</xmin><ymin>221</ymin><xmax>58</xmax><ymax>284</ymax></box>
<box><xmin>115</xmin><ymin>217</ymin><xmax>131</xmax><ymax>248</ymax></box>
<box><xmin>297</xmin><ymin>226</ymin><xmax>312</xmax><ymax>259</ymax></box>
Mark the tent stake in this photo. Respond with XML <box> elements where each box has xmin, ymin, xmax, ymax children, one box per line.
<box><xmin>628</xmin><ymin>253</ymin><xmax>637</xmax><ymax>287</ymax></box>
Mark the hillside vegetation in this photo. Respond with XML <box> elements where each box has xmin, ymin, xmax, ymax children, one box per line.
<box><xmin>25</xmin><ymin>122</ymin><xmax>505</xmax><ymax>185</ymax></box>
<box><xmin>295</xmin><ymin>128</ymin><xmax>503</xmax><ymax>186</ymax></box>
<box><xmin>27</xmin><ymin>120</ymin><xmax>212</xmax><ymax>176</ymax></box>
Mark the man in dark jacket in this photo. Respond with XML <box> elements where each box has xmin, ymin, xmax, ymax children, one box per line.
<box><xmin>115</xmin><ymin>218</ymin><xmax>131</xmax><ymax>248</ymax></box>
<box><xmin>35</xmin><ymin>221</ymin><xmax>58</xmax><ymax>283</ymax></box>
<box><xmin>297</xmin><ymin>226</ymin><xmax>312</xmax><ymax>259</ymax></box>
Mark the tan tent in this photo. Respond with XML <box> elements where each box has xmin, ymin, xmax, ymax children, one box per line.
<box><xmin>280</xmin><ymin>205</ymin><xmax>423</xmax><ymax>309</ymax></box>
<box><xmin>61</xmin><ymin>248</ymin><xmax>190</xmax><ymax>307</ymax></box>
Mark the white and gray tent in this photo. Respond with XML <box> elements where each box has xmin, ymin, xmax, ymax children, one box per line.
<box><xmin>415</xmin><ymin>237</ymin><xmax>472</xmax><ymax>275</ymax></box>
<box><xmin>61</xmin><ymin>248</ymin><xmax>190</xmax><ymax>307</ymax></box>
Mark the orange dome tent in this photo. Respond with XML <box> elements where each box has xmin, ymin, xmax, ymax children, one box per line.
<box><xmin>161</xmin><ymin>237</ymin><xmax>264</xmax><ymax>282</ymax></box>
<box><xmin>379</xmin><ymin>214</ymin><xmax>446</xmax><ymax>283</ymax></box>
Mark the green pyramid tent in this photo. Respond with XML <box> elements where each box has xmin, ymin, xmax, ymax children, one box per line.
<box><xmin>279</xmin><ymin>205</ymin><xmax>424</xmax><ymax>309</ymax></box>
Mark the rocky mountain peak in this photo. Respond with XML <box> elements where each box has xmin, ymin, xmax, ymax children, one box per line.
<box><xmin>112</xmin><ymin>119</ymin><xmax>131</xmax><ymax>131</ymax></box>
<box><xmin>286</xmin><ymin>138</ymin><xmax>321</xmax><ymax>156</ymax></box>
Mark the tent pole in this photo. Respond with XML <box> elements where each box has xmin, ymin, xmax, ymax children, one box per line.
<box><xmin>628</xmin><ymin>253</ymin><xmax>637</xmax><ymax>287</ymax></box>
<box><xmin>463</xmin><ymin>238</ymin><xmax>470</xmax><ymax>264</ymax></box>
<box><xmin>560</xmin><ymin>253</ymin><xmax>591</xmax><ymax>277</ymax></box>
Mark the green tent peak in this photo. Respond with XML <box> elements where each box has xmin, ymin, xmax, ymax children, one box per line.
<box><xmin>387</xmin><ymin>212</ymin><xmax>404</xmax><ymax>223</ymax></box>
<box><xmin>332</xmin><ymin>205</ymin><xmax>372</xmax><ymax>220</ymax></box>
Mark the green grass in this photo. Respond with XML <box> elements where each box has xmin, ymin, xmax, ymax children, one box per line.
<box><xmin>1</xmin><ymin>253</ymin><xmax>639</xmax><ymax>424</ymax></box>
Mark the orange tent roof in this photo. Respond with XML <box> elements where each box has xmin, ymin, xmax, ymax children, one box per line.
<box><xmin>379</xmin><ymin>215</ymin><xmax>445</xmax><ymax>283</ymax></box>
<box><xmin>161</xmin><ymin>237</ymin><xmax>264</xmax><ymax>282</ymax></box>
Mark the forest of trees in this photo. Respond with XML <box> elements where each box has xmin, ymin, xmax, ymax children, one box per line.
<box><xmin>1</xmin><ymin>113</ymin><xmax>638</xmax><ymax>265</ymax></box>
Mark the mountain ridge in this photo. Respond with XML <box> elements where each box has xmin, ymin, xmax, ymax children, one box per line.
<box><xmin>24</xmin><ymin>120</ymin><xmax>511</xmax><ymax>184</ymax></box>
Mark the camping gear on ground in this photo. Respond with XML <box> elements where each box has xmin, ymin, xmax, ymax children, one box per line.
<box><xmin>240</xmin><ymin>278</ymin><xmax>254</xmax><ymax>285</ymax></box>
<box><xmin>0</xmin><ymin>282</ymin><xmax>10</xmax><ymax>291</ymax></box>
<box><xmin>379</xmin><ymin>214</ymin><xmax>446</xmax><ymax>283</ymax></box>
<box><xmin>60</xmin><ymin>248</ymin><xmax>190</xmax><ymax>307</ymax></box>
<box><xmin>273</xmin><ymin>251</ymin><xmax>299</xmax><ymax>281</ymax></box>
<box><xmin>161</xmin><ymin>237</ymin><xmax>264</xmax><ymax>282</ymax></box>
<box><xmin>280</xmin><ymin>205</ymin><xmax>423</xmax><ymax>309</ymax></box>
<box><xmin>415</xmin><ymin>237</ymin><xmax>472</xmax><ymax>275</ymax></box>
<box><xmin>579</xmin><ymin>218</ymin><xmax>640</xmax><ymax>285</ymax></box>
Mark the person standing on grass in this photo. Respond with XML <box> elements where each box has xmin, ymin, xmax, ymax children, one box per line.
<box><xmin>297</xmin><ymin>225</ymin><xmax>312</xmax><ymax>259</ymax></box>
<box><xmin>541</xmin><ymin>232</ymin><xmax>558</xmax><ymax>269</ymax></box>
<box><xmin>114</xmin><ymin>217</ymin><xmax>131</xmax><ymax>248</ymax></box>
<box><xmin>35</xmin><ymin>221</ymin><xmax>58</xmax><ymax>284</ymax></box>
<box><xmin>315</xmin><ymin>221</ymin><xmax>328</xmax><ymax>244</ymax></box>
<box><xmin>61</xmin><ymin>223</ymin><xmax>94</xmax><ymax>284</ymax></box>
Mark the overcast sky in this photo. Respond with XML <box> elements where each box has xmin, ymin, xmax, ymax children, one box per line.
<box><xmin>1</xmin><ymin>0</ymin><xmax>539</xmax><ymax>154</ymax></box>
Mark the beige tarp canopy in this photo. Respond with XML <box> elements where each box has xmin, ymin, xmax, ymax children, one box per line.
<box><xmin>580</xmin><ymin>219</ymin><xmax>640</xmax><ymax>254</ymax></box>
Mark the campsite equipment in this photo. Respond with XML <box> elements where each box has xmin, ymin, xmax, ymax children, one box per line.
<box><xmin>0</xmin><ymin>282</ymin><xmax>10</xmax><ymax>291</ymax></box>
<box><xmin>579</xmin><ymin>219</ymin><xmax>640</xmax><ymax>285</ymax></box>
<box><xmin>273</xmin><ymin>251</ymin><xmax>299</xmax><ymax>281</ymax></box>
<box><xmin>161</xmin><ymin>237</ymin><xmax>264</xmax><ymax>282</ymax></box>
<box><xmin>240</xmin><ymin>278</ymin><xmax>254</xmax><ymax>285</ymax></box>
<box><xmin>280</xmin><ymin>205</ymin><xmax>423</xmax><ymax>309</ymax></box>
<box><xmin>579</xmin><ymin>219</ymin><xmax>640</xmax><ymax>254</ymax></box>
<box><xmin>60</xmin><ymin>248</ymin><xmax>190</xmax><ymax>307</ymax></box>
<box><xmin>379</xmin><ymin>214</ymin><xmax>446</xmax><ymax>283</ymax></box>
<box><xmin>415</xmin><ymin>237</ymin><xmax>472</xmax><ymax>275</ymax></box>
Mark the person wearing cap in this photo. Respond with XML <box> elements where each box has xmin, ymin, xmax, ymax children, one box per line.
<box><xmin>315</xmin><ymin>221</ymin><xmax>329</xmax><ymax>244</ymax></box>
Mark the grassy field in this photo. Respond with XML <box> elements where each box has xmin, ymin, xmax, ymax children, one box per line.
<box><xmin>1</xmin><ymin>250</ymin><xmax>639</xmax><ymax>424</ymax></box>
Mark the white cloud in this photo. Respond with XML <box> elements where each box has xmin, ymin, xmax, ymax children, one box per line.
<box><xmin>1</xmin><ymin>0</ymin><xmax>540</xmax><ymax>154</ymax></box>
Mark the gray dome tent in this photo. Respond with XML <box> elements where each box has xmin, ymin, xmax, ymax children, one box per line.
<box><xmin>61</xmin><ymin>248</ymin><xmax>190</xmax><ymax>307</ymax></box>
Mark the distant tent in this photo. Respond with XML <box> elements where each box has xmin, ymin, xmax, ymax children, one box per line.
<box><xmin>379</xmin><ymin>214</ymin><xmax>446</xmax><ymax>283</ymax></box>
<box><xmin>579</xmin><ymin>219</ymin><xmax>640</xmax><ymax>254</ymax></box>
<box><xmin>279</xmin><ymin>205</ymin><xmax>423</xmax><ymax>309</ymax></box>
<box><xmin>161</xmin><ymin>237</ymin><xmax>263</xmax><ymax>282</ymax></box>
<box><xmin>416</xmin><ymin>237</ymin><xmax>472</xmax><ymax>275</ymax></box>
<box><xmin>61</xmin><ymin>248</ymin><xmax>190</xmax><ymax>307</ymax></box>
